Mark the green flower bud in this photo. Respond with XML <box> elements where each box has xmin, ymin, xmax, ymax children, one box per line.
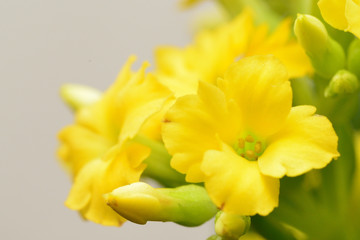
<box><xmin>214</xmin><ymin>211</ymin><xmax>251</xmax><ymax>240</ymax></box>
<box><xmin>324</xmin><ymin>70</ymin><xmax>359</xmax><ymax>98</ymax></box>
<box><xmin>348</xmin><ymin>38</ymin><xmax>360</xmax><ymax>79</ymax></box>
<box><xmin>207</xmin><ymin>235</ymin><xmax>223</xmax><ymax>240</ymax></box>
<box><xmin>104</xmin><ymin>182</ymin><xmax>217</xmax><ymax>227</ymax></box>
<box><xmin>294</xmin><ymin>14</ymin><xmax>346</xmax><ymax>78</ymax></box>
<box><xmin>60</xmin><ymin>84</ymin><xmax>101</xmax><ymax>111</ymax></box>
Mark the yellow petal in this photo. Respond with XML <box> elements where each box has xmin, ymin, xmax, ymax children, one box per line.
<box><xmin>58</xmin><ymin>56</ymin><xmax>170</xmax><ymax>177</ymax></box>
<box><xmin>65</xmin><ymin>142</ymin><xmax>149</xmax><ymax>226</ymax></box>
<box><xmin>57</xmin><ymin>125</ymin><xmax>111</xmax><ymax>176</ymax></box>
<box><xmin>74</xmin><ymin>56</ymin><xmax>138</xmax><ymax>142</ymax></box>
<box><xmin>319</xmin><ymin>0</ymin><xmax>360</xmax><ymax>38</ymax></box>
<box><xmin>218</xmin><ymin>55</ymin><xmax>292</xmax><ymax>138</ymax></box>
<box><xmin>318</xmin><ymin>0</ymin><xmax>348</xmax><ymax>30</ymax></box>
<box><xmin>258</xmin><ymin>106</ymin><xmax>339</xmax><ymax>178</ymax></box>
<box><xmin>162</xmin><ymin>81</ymin><xmax>241</xmax><ymax>182</ymax></box>
<box><xmin>202</xmin><ymin>144</ymin><xmax>279</xmax><ymax>216</ymax></box>
<box><xmin>345</xmin><ymin>0</ymin><xmax>360</xmax><ymax>38</ymax></box>
<box><xmin>140</xmin><ymin>98</ymin><xmax>173</xmax><ymax>141</ymax></box>
<box><xmin>155</xmin><ymin>10</ymin><xmax>311</xmax><ymax>100</ymax></box>
<box><xmin>246</xmin><ymin>19</ymin><xmax>313</xmax><ymax>78</ymax></box>
<box><xmin>270</xmin><ymin>43</ymin><xmax>313</xmax><ymax>79</ymax></box>
<box><xmin>155</xmin><ymin>47</ymin><xmax>199</xmax><ymax>97</ymax></box>
<box><xmin>116</xmin><ymin>72</ymin><xmax>172</xmax><ymax>143</ymax></box>
<box><xmin>247</xmin><ymin>19</ymin><xmax>291</xmax><ymax>54</ymax></box>
<box><xmin>154</xmin><ymin>10</ymin><xmax>254</xmax><ymax>97</ymax></box>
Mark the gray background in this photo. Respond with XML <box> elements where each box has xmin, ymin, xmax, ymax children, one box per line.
<box><xmin>0</xmin><ymin>1</ymin><xmax>216</xmax><ymax>239</ymax></box>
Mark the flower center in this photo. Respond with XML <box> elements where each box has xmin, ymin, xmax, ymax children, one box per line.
<box><xmin>233</xmin><ymin>133</ymin><xmax>265</xmax><ymax>161</ymax></box>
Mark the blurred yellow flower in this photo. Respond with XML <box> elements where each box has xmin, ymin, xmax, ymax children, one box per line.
<box><xmin>57</xmin><ymin>56</ymin><xmax>171</xmax><ymax>226</ymax></box>
<box><xmin>318</xmin><ymin>0</ymin><xmax>360</xmax><ymax>38</ymax></box>
<box><xmin>155</xmin><ymin>9</ymin><xmax>312</xmax><ymax>97</ymax></box>
<box><xmin>162</xmin><ymin>55</ymin><xmax>339</xmax><ymax>216</ymax></box>
<box><xmin>179</xmin><ymin>0</ymin><xmax>206</xmax><ymax>9</ymax></box>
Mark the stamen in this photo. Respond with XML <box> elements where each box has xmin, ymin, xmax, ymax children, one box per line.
<box><xmin>238</xmin><ymin>138</ymin><xmax>245</xmax><ymax>148</ymax></box>
<box><xmin>246</xmin><ymin>150</ymin><xmax>255</xmax><ymax>159</ymax></box>
<box><xmin>245</xmin><ymin>135</ymin><xmax>254</xmax><ymax>143</ymax></box>
<box><xmin>234</xmin><ymin>133</ymin><xmax>265</xmax><ymax>161</ymax></box>
<box><xmin>255</xmin><ymin>141</ymin><xmax>262</xmax><ymax>153</ymax></box>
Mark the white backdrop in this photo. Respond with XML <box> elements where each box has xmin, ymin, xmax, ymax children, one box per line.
<box><xmin>0</xmin><ymin>1</ymin><xmax>216</xmax><ymax>239</ymax></box>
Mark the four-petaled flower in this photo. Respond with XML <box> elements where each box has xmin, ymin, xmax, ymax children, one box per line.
<box><xmin>58</xmin><ymin>56</ymin><xmax>171</xmax><ymax>226</ymax></box>
<box><xmin>162</xmin><ymin>55</ymin><xmax>339</xmax><ymax>215</ymax></box>
<box><xmin>155</xmin><ymin>9</ymin><xmax>313</xmax><ymax>97</ymax></box>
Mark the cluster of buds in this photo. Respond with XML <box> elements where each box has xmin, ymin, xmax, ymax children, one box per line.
<box><xmin>295</xmin><ymin>14</ymin><xmax>360</xmax><ymax>97</ymax></box>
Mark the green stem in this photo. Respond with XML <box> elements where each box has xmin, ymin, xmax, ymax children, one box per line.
<box><xmin>291</xmin><ymin>77</ymin><xmax>317</xmax><ymax>106</ymax></box>
<box><xmin>251</xmin><ymin>215</ymin><xmax>297</xmax><ymax>240</ymax></box>
<box><xmin>133</xmin><ymin>134</ymin><xmax>186</xmax><ymax>187</ymax></box>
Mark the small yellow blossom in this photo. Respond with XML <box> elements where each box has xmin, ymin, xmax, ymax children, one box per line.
<box><xmin>58</xmin><ymin>56</ymin><xmax>171</xmax><ymax>226</ymax></box>
<box><xmin>162</xmin><ymin>55</ymin><xmax>339</xmax><ymax>216</ymax></box>
<box><xmin>156</xmin><ymin>9</ymin><xmax>312</xmax><ymax>97</ymax></box>
<box><xmin>318</xmin><ymin>0</ymin><xmax>360</xmax><ymax>38</ymax></box>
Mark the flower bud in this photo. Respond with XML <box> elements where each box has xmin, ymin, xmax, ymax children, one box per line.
<box><xmin>294</xmin><ymin>14</ymin><xmax>345</xmax><ymax>78</ymax></box>
<box><xmin>104</xmin><ymin>182</ymin><xmax>217</xmax><ymax>227</ymax></box>
<box><xmin>348</xmin><ymin>38</ymin><xmax>360</xmax><ymax>79</ymax></box>
<box><xmin>324</xmin><ymin>70</ymin><xmax>359</xmax><ymax>98</ymax></box>
<box><xmin>207</xmin><ymin>235</ymin><xmax>223</xmax><ymax>240</ymax></box>
<box><xmin>214</xmin><ymin>211</ymin><xmax>251</xmax><ymax>240</ymax></box>
<box><xmin>60</xmin><ymin>84</ymin><xmax>101</xmax><ymax>111</ymax></box>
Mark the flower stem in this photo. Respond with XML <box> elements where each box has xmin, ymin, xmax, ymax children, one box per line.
<box><xmin>133</xmin><ymin>134</ymin><xmax>187</xmax><ymax>187</ymax></box>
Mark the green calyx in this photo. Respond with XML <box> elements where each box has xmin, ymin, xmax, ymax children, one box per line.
<box><xmin>105</xmin><ymin>182</ymin><xmax>218</xmax><ymax>227</ymax></box>
<box><xmin>132</xmin><ymin>134</ymin><xmax>186</xmax><ymax>187</ymax></box>
<box><xmin>294</xmin><ymin>14</ymin><xmax>346</xmax><ymax>78</ymax></box>
<box><xmin>214</xmin><ymin>211</ymin><xmax>251</xmax><ymax>240</ymax></box>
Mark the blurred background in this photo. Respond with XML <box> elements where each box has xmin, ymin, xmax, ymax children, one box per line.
<box><xmin>0</xmin><ymin>1</ymin><xmax>216</xmax><ymax>239</ymax></box>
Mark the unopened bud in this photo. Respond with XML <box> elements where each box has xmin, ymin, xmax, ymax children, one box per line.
<box><xmin>60</xmin><ymin>84</ymin><xmax>101</xmax><ymax>111</ymax></box>
<box><xmin>105</xmin><ymin>182</ymin><xmax>217</xmax><ymax>227</ymax></box>
<box><xmin>207</xmin><ymin>235</ymin><xmax>223</xmax><ymax>240</ymax></box>
<box><xmin>214</xmin><ymin>211</ymin><xmax>251</xmax><ymax>240</ymax></box>
<box><xmin>324</xmin><ymin>70</ymin><xmax>359</xmax><ymax>98</ymax></box>
<box><xmin>294</xmin><ymin>14</ymin><xmax>345</xmax><ymax>78</ymax></box>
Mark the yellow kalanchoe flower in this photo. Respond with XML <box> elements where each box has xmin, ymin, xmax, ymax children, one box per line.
<box><xmin>58</xmin><ymin>56</ymin><xmax>171</xmax><ymax>226</ymax></box>
<box><xmin>162</xmin><ymin>55</ymin><xmax>339</xmax><ymax>216</ymax></box>
<box><xmin>318</xmin><ymin>0</ymin><xmax>360</xmax><ymax>38</ymax></box>
<box><xmin>156</xmin><ymin>9</ymin><xmax>312</xmax><ymax>97</ymax></box>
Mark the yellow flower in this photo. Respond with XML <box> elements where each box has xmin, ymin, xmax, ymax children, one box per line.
<box><xmin>162</xmin><ymin>55</ymin><xmax>339</xmax><ymax>216</ymax></box>
<box><xmin>57</xmin><ymin>56</ymin><xmax>171</xmax><ymax>226</ymax></box>
<box><xmin>65</xmin><ymin>143</ymin><xmax>149</xmax><ymax>226</ymax></box>
<box><xmin>155</xmin><ymin>9</ymin><xmax>312</xmax><ymax>97</ymax></box>
<box><xmin>318</xmin><ymin>0</ymin><xmax>360</xmax><ymax>38</ymax></box>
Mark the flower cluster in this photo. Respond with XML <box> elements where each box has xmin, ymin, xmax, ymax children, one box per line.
<box><xmin>57</xmin><ymin>1</ymin><xmax>360</xmax><ymax>239</ymax></box>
